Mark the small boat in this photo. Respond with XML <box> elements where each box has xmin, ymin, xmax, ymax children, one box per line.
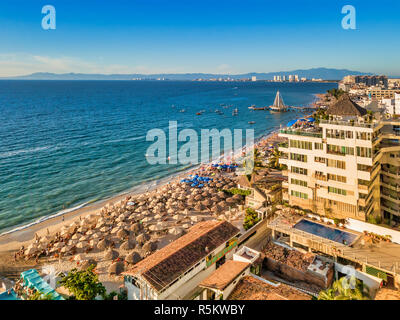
<box><xmin>232</xmin><ymin>108</ymin><xmax>238</xmax><ymax>116</ymax></box>
<box><xmin>249</xmin><ymin>105</ymin><xmax>267</xmax><ymax>111</ymax></box>
<box><xmin>196</xmin><ymin>112</ymin><xmax>202</xmax><ymax>115</ymax></box>
<box><xmin>248</xmin><ymin>121</ymin><xmax>256</xmax><ymax>124</ymax></box>
<box><xmin>179</xmin><ymin>109</ymin><xmax>185</xmax><ymax>113</ymax></box>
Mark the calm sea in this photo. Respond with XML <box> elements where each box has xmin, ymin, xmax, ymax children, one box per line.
<box><xmin>0</xmin><ymin>80</ymin><xmax>336</xmax><ymax>233</ymax></box>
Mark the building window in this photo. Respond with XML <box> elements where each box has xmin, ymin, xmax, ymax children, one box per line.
<box><xmin>328</xmin><ymin>186</ymin><xmax>347</xmax><ymax>196</ymax></box>
<box><xmin>291</xmin><ymin>190</ymin><xmax>308</xmax><ymax>199</ymax></box>
<box><xmin>291</xmin><ymin>166</ymin><xmax>308</xmax><ymax>175</ymax></box>
<box><xmin>327</xmin><ymin>159</ymin><xmax>346</xmax><ymax>169</ymax></box>
<box><xmin>315</xmin><ymin>142</ymin><xmax>323</xmax><ymax>150</ymax></box>
<box><xmin>291</xmin><ymin>178</ymin><xmax>308</xmax><ymax>187</ymax></box>
<box><xmin>289</xmin><ymin>140</ymin><xmax>312</xmax><ymax>150</ymax></box>
<box><xmin>327</xmin><ymin>174</ymin><xmax>347</xmax><ymax>183</ymax></box>
<box><xmin>290</xmin><ymin>153</ymin><xmax>307</xmax><ymax>162</ymax></box>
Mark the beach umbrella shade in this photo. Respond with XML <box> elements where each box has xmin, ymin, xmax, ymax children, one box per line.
<box><xmin>202</xmin><ymin>199</ymin><xmax>212</xmax><ymax>207</ymax></box>
<box><xmin>117</xmin><ymin>229</ymin><xmax>129</xmax><ymax>239</ymax></box>
<box><xmin>60</xmin><ymin>245</ymin><xmax>72</xmax><ymax>253</ymax></box>
<box><xmin>86</xmin><ymin>229</ymin><xmax>96</xmax><ymax>236</ymax></box>
<box><xmin>92</xmin><ymin>232</ymin><xmax>101</xmax><ymax>239</ymax></box>
<box><xmin>194</xmin><ymin>195</ymin><xmax>203</xmax><ymax>201</ymax></box>
<box><xmin>211</xmin><ymin>205</ymin><xmax>223</xmax><ymax>213</ymax></box>
<box><xmin>194</xmin><ymin>203</ymin><xmax>205</xmax><ymax>211</ymax></box>
<box><xmin>74</xmin><ymin>254</ymin><xmax>85</xmax><ymax>261</ymax></box>
<box><xmin>125</xmin><ymin>251</ymin><xmax>142</xmax><ymax>264</ymax></box>
<box><xmin>167</xmin><ymin>208</ymin><xmax>175</xmax><ymax>215</ymax></box>
<box><xmin>89</xmin><ymin>239</ymin><xmax>99</xmax><ymax>247</ymax></box>
<box><xmin>191</xmin><ymin>216</ymin><xmax>200</xmax><ymax>223</ymax></box>
<box><xmin>79</xmin><ymin>235</ymin><xmax>88</xmax><ymax>242</ymax></box>
<box><xmin>129</xmin><ymin>223</ymin><xmax>142</xmax><ymax>233</ymax></box>
<box><xmin>149</xmin><ymin>225</ymin><xmax>162</xmax><ymax>232</ymax></box>
<box><xmin>120</xmin><ymin>240</ymin><xmax>136</xmax><ymax>251</ymax></box>
<box><xmin>108</xmin><ymin>261</ymin><xmax>124</xmax><ymax>275</ymax></box>
<box><xmin>173</xmin><ymin>214</ymin><xmax>183</xmax><ymax>221</ymax></box>
<box><xmin>211</xmin><ymin>196</ymin><xmax>220</xmax><ymax>203</ymax></box>
<box><xmin>154</xmin><ymin>214</ymin><xmax>163</xmax><ymax>220</ymax></box>
<box><xmin>217</xmin><ymin>191</ymin><xmax>227</xmax><ymax>198</ymax></box>
<box><xmin>111</xmin><ymin>226</ymin><xmax>121</xmax><ymax>235</ymax></box>
<box><xmin>142</xmin><ymin>241</ymin><xmax>158</xmax><ymax>253</ymax></box>
<box><xmin>142</xmin><ymin>217</ymin><xmax>153</xmax><ymax>223</ymax></box>
<box><xmin>136</xmin><ymin>233</ymin><xmax>150</xmax><ymax>245</ymax></box>
<box><xmin>80</xmin><ymin>259</ymin><xmax>97</xmax><ymax>270</ymax></box>
<box><xmin>97</xmin><ymin>239</ymin><xmax>110</xmax><ymax>250</ymax></box>
<box><xmin>226</xmin><ymin>197</ymin><xmax>236</xmax><ymax>204</ymax></box>
<box><xmin>169</xmin><ymin>227</ymin><xmax>183</xmax><ymax>236</ymax></box>
<box><xmin>76</xmin><ymin>241</ymin><xmax>88</xmax><ymax>249</ymax></box>
<box><xmin>71</xmin><ymin>233</ymin><xmax>81</xmax><ymax>240</ymax></box>
<box><xmin>104</xmin><ymin>249</ymin><xmax>119</xmax><ymax>260</ymax></box>
<box><xmin>182</xmin><ymin>223</ymin><xmax>191</xmax><ymax>229</ymax></box>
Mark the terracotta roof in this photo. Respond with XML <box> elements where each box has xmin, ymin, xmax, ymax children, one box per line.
<box><xmin>199</xmin><ymin>260</ymin><xmax>250</xmax><ymax>291</ymax></box>
<box><xmin>123</xmin><ymin>220</ymin><xmax>240</xmax><ymax>292</ymax></box>
<box><xmin>326</xmin><ymin>94</ymin><xmax>367</xmax><ymax>116</ymax></box>
<box><xmin>228</xmin><ymin>276</ymin><xmax>311</xmax><ymax>300</ymax></box>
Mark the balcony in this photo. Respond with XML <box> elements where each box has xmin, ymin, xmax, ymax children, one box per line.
<box><xmin>320</xmin><ymin>119</ymin><xmax>377</xmax><ymax>129</ymax></box>
<box><xmin>279</xmin><ymin>129</ymin><xmax>322</xmax><ymax>138</ymax></box>
<box><xmin>313</xmin><ymin>173</ymin><xmax>327</xmax><ymax>181</ymax></box>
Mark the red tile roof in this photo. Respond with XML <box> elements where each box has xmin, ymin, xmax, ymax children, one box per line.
<box><xmin>228</xmin><ymin>276</ymin><xmax>311</xmax><ymax>300</ymax></box>
<box><xmin>199</xmin><ymin>260</ymin><xmax>250</xmax><ymax>291</ymax></box>
<box><xmin>123</xmin><ymin>220</ymin><xmax>240</xmax><ymax>292</ymax></box>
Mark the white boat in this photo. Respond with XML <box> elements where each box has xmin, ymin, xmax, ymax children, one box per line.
<box><xmin>269</xmin><ymin>91</ymin><xmax>288</xmax><ymax>112</ymax></box>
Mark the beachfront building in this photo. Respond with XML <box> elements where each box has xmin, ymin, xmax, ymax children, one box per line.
<box><xmin>122</xmin><ymin>220</ymin><xmax>240</xmax><ymax>300</ymax></box>
<box><xmin>278</xmin><ymin>94</ymin><xmax>400</xmax><ymax>223</ymax></box>
<box><xmin>237</xmin><ymin>170</ymin><xmax>285</xmax><ymax>210</ymax></box>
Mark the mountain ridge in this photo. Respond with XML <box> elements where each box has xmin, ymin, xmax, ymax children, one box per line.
<box><xmin>0</xmin><ymin>68</ymin><xmax>372</xmax><ymax>81</ymax></box>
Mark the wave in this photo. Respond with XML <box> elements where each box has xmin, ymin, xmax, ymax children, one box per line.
<box><xmin>0</xmin><ymin>146</ymin><xmax>55</xmax><ymax>159</ymax></box>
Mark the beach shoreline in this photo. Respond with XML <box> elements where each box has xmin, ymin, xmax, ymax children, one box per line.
<box><xmin>0</xmin><ymin>126</ymin><xmax>283</xmax><ymax>257</ymax></box>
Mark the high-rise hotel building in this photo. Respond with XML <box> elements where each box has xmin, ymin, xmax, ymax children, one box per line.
<box><xmin>278</xmin><ymin>95</ymin><xmax>400</xmax><ymax>223</ymax></box>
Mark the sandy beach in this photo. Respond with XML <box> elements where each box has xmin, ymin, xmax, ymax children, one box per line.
<box><xmin>0</xmin><ymin>122</ymin><xmax>294</xmax><ymax>298</ymax></box>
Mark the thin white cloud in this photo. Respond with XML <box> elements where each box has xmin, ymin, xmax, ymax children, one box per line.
<box><xmin>0</xmin><ymin>53</ymin><xmax>178</xmax><ymax>77</ymax></box>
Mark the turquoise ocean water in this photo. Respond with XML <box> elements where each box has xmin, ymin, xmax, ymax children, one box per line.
<box><xmin>0</xmin><ymin>80</ymin><xmax>336</xmax><ymax>233</ymax></box>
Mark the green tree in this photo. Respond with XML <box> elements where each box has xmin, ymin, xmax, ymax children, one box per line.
<box><xmin>318</xmin><ymin>277</ymin><xmax>370</xmax><ymax>300</ymax></box>
<box><xmin>58</xmin><ymin>265</ymin><xmax>106</xmax><ymax>300</ymax></box>
<box><xmin>28</xmin><ymin>291</ymin><xmax>55</xmax><ymax>300</ymax></box>
<box><xmin>243</xmin><ymin>207</ymin><xmax>260</xmax><ymax>230</ymax></box>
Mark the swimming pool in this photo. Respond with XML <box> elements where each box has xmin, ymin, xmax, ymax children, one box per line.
<box><xmin>293</xmin><ymin>219</ymin><xmax>358</xmax><ymax>245</ymax></box>
<box><xmin>0</xmin><ymin>289</ymin><xmax>20</xmax><ymax>300</ymax></box>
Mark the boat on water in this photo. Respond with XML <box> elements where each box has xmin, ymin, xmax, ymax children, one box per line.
<box><xmin>179</xmin><ymin>109</ymin><xmax>185</xmax><ymax>113</ymax></box>
<box><xmin>232</xmin><ymin>108</ymin><xmax>238</xmax><ymax>116</ymax></box>
<box><xmin>269</xmin><ymin>91</ymin><xmax>288</xmax><ymax>112</ymax></box>
<box><xmin>249</xmin><ymin>105</ymin><xmax>267</xmax><ymax>111</ymax></box>
<box><xmin>248</xmin><ymin>121</ymin><xmax>255</xmax><ymax>124</ymax></box>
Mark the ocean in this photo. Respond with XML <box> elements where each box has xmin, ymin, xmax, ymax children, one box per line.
<box><xmin>0</xmin><ymin>80</ymin><xmax>336</xmax><ymax>233</ymax></box>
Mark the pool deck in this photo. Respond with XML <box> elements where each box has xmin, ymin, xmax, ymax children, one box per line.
<box><xmin>268</xmin><ymin>216</ymin><xmax>400</xmax><ymax>276</ymax></box>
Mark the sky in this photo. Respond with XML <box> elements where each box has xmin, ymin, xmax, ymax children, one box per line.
<box><xmin>0</xmin><ymin>0</ymin><xmax>399</xmax><ymax>76</ymax></box>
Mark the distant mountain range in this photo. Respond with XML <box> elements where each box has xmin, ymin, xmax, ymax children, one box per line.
<box><xmin>1</xmin><ymin>68</ymin><xmax>372</xmax><ymax>81</ymax></box>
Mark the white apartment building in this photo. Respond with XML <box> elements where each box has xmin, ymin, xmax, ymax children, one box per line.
<box><xmin>382</xmin><ymin>93</ymin><xmax>400</xmax><ymax>116</ymax></box>
<box><xmin>279</xmin><ymin>95</ymin><xmax>400</xmax><ymax>223</ymax></box>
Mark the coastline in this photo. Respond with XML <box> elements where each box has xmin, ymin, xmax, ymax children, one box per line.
<box><xmin>0</xmin><ymin>87</ymin><xmax>325</xmax><ymax>263</ymax></box>
<box><xmin>0</xmin><ymin>126</ymin><xmax>282</xmax><ymax>256</ymax></box>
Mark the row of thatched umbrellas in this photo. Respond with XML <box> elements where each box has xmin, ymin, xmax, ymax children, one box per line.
<box><xmin>22</xmin><ymin>170</ymin><xmax>242</xmax><ymax>265</ymax></box>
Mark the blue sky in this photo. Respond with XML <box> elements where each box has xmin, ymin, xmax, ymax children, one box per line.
<box><xmin>0</xmin><ymin>0</ymin><xmax>399</xmax><ymax>76</ymax></box>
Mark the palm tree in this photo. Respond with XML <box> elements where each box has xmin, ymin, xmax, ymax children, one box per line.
<box><xmin>318</xmin><ymin>277</ymin><xmax>370</xmax><ymax>300</ymax></box>
<box><xmin>268</xmin><ymin>147</ymin><xmax>281</xmax><ymax>169</ymax></box>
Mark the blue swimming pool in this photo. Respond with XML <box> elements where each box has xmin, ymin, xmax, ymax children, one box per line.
<box><xmin>0</xmin><ymin>289</ymin><xmax>20</xmax><ymax>300</ymax></box>
<box><xmin>293</xmin><ymin>219</ymin><xmax>358</xmax><ymax>245</ymax></box>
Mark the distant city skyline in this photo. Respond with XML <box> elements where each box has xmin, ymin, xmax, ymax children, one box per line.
<box><xmin>0</xmin><ymin>0</ymin><xmax>399</xmax><ymax>77</ymax></box>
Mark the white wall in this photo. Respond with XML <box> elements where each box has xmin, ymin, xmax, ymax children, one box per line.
<box><xmin>347</xmin><ymin>218</ymin><xmax>400</xmax><ymax>244</ymax></box>
<box><xmin>335</xmin><ymin>262</ymin><xmax>382</xmax><ymax>296</ymax></box>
